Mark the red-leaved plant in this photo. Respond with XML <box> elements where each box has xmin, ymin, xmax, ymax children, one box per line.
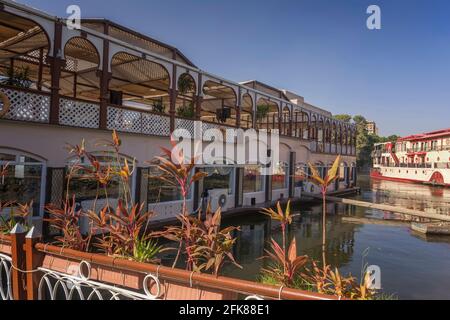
<box><xmin>154</xmin><ymin>204</ymin><xmax>241</xmax><ymax>275</ymax></box>
<box><xmin>149</xmin><ymin>140</ymin><xmax>207</xmax><ymax>267</ymax></box>
<box><xmin>261</xmin><ymin>201</ymin><xmax>308</xmax><ymax>286</ymax></box>
<box><xmin>45</xmin><ymin>196</ymin><xmax>89</xmax><ymax>251</ymax></box>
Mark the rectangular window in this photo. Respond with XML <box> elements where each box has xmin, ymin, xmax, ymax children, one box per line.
<box><xmin>243</xmin><ymin>165</ymin><xmax>264</xmax><ymax>193</ymax></box>
<box><xmin>202</xmin><ymin>167</ymin><xmax>234</xmax><ymax>195</ymax></box>
<box><xmin>294</xmin><ymin>164</ymin><xmax>307</xmax><ymax>188</ymax></box>
<box><xmin>0</xmin><ymin>164</ymin><xmax>42</xmax><ymax>215</ymax></box>
<box><xmin>68</xmin><ymin>169</ymin><xmax>122</xmax><ymax>201</ymax></box>
<box><xmin>0</xmin><ymin>152</ymin><xmax>44</xmax><ymax>217</ymax></box>
<box><xmin>147</xmin><ymin>166</ymin><xmax>185</xmax><ymax>203</ymax></box>
<box><xmin>272</xmin><ymin>162</ymin><xmax>288</xmax><ymax>190</ymax></box>
<box><xmin>67</xmin><ymin>154</ymin><xmax>132</xmax><ymax>202</ymax></box>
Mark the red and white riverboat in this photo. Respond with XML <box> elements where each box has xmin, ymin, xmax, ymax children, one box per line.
<box><xmin>371</xmin><ymin>128</ymin><xmax>450</xmax><ymax>187</ymax></box>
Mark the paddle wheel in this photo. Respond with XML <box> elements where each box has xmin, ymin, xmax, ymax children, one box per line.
<box><xmin>429</xmin><ymin>172</ymin><xmax>444</xmax><ymax>186</ymax></box>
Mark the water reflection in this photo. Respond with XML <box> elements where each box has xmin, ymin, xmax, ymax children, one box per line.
<box><xmin>222</xmin><ymin>175</ymin><xmax>450</xmax><ymax>299</ymax></box>
<box><xmin>223</xmin><ymin>204</ymin><xmax>361</xmax><ymax>281</ymax></box>
<box><xmin>362</xmin><ymin>176</ymin><xmax>450</xmax><ymax>216</ymax></box>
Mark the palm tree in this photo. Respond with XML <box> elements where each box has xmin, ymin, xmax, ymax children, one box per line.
<box><xmin>307</xmin><ymin>155</ymin><xmax>341</xmax><ymax>267</ymax></box>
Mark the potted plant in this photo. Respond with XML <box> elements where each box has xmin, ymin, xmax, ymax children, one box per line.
<box><xmin>1</xmin><ymin>66</ymin><xmax>32</xmax><ymax>89</ymax></box>
<box><xmin>256</xmin><ymin>104</ymin><xmax>270</xmax><ymax>121</ymax></box>
<box><xmin>176</xmin><ymin>102</ymin><xmax>195</xmax><ymax>119</ymax></box>
<box><xmin>178</xmin><ymin>74</ymin><xmax>195</xmax><ymax>95</ymax></box>
<box><xmin>152</xmin><ymin>100</ymin><xmax>165</xmax><ymax>114</ymax></box>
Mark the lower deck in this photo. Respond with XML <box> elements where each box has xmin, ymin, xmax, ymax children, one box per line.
<box><xmin>371</xmin><ymin>166</ymin><xmax>450</xmax><ymax>187</ymax></box>
<box><xmin>0</xmin><ymin>119</ymin><xmax>357</xmax><ymax>235</ymax></box>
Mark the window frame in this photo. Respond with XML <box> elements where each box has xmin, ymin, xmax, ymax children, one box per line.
<box><xmin>0</xmin><ymin>148</ymin><xmax>47</xmax><ymax>217</ymax></box>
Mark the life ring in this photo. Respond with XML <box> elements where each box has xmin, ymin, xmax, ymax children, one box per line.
<box><xmin>0</xmin><ymin>92</ymin><xmax>11</xmax><ymax>118</ymax></box>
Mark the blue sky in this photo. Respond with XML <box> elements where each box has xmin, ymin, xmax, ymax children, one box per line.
<box><xmin>18</xmin><ymin>0</ymin><xmax>450</xmax><ymax>136</ymax></box>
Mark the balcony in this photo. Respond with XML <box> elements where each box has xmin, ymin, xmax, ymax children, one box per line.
<box><xmin>0</xmin><ymin>85</ymin><xmax>241</xmax><ymax>142</ymax></box>
<box><xmin>0</xmin><ymin>84</ymin><xmax>357</xmax><ymax>155</ymax></box>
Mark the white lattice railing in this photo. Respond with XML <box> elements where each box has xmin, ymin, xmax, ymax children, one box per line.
<box><xmin>107</xmin><ymin>106</ymin><xmax>170</xmax><ymax>137</ymax></box>
<box><xmin>0</xmin><ymin>86</ymin><xmax>50</xmax><ymax>123</ymax></box>
<box><xmin>202</xmin><ymin>121</ymin><xmax>221</xmax><ymax>141</ymax></box>
<box><xmin>174</xmin><ymin>117</ymin><xmax>196</xmax><ymax>139</ymax></box>
<box><xmin>59</xmin><ymin>98</ymin><xmax>100</xmax><ymax>128</ymax></box>
<box><xmin>203</xmin><ymin>121</ymin><xmax>238</xmax><ymax>142</ymax></box>
<box><xmin>37</xmin><ymin>262</ymin><xmax>160</xmax><ymax>300</ymax></box>
<box><xmin>0</xmin><ymin>254</ymin><xmax>13</xmax><ymax>300</ymax></box>
<box><xmin>142</xmin><ymin>112</ymin><xmax>171</xmax><ymax>136</ymax></box>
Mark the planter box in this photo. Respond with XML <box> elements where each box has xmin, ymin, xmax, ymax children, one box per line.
<box><xmin>41</xmin><ymin>254</ymin><xmax>237</xmax><ymax>300</ymax></box>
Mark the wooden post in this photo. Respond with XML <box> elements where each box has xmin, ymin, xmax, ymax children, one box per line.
<box><xmin>169</xmin><ymin>88</ymin><xmax>177</xmax><ymax>133</ymax></box>
<box><xmin>195</xmin><ymin>96</ymin><xmax>203</xmax><ymax>120</ymax></box>
<box><xmin>99</xmin><ymin>22</ymin><xmax>111</xmax><ymax>130</ymax></box>
<box><xmin>235</xmin><ymin>107</ymin><xmax>241</xmax><ymax>128</ymax></box>
<box><xmin>10</xmin><ymin>223</ymin><xmax>27</xmax><ymax>300</ymax></box>
<box><xmin>49</xmin><ymin>21</ymin><xmax>63</xmax><ymax>125</ymax></box>
<box><xmin>196</xmin><ymin>73</ymin><xmax>203</xmax><ymax>120</ymax></box>
<box><xmin>25</xmin><ymin>227</ymin><xmax>43</xmax><ymax>300</ymax></box>
<box><xmin>37</xmin><ymin>48</ymin><xmax>44</xmax><ymax>91</ymax></box>
<box><xmin>236</xmin><ymin>88</ymin><xmax>241</xmax><ymax>128</ymax></box>
<box><xmin>73</xmin><ymin>73</ymin><xmax>77</xmax><ymax>98</ymax></box>
<box><xmin>278</xmin><ymin>108</ymin><xmax>282</xmax><ymax>134</ymax></box>
<box><xmin>169</xmin><ymin>64</ymin><xmax>177</xmax><ymax>133</ymax></box>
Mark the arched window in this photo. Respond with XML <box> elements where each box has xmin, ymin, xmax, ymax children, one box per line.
<box><xmin>0</xmin><ymin>11</ymin><xmax>51</xmax><ymax>92</ymax></box>
<box><xmin>175</xmin><ymin>73</ymin><xmax>197</xmax><ymax>119</ymax></box>
<box><xmin>0</xmin><ymin>149</ymin><xmax>46</xmax><ymax>216</ymax></box>
<box><xmin>201</xmin><ymin>81</ymin><xmax>237</xmax><ymax>126</ymax></box>
<box><xmin>110</xmin><ymin>52</ymin><xmax>170</xmax><ymax>113</ymax></box>
<box><xmin>281</xmin><ymin>106</ymin><xmax>291</xmax><ymax>136</ymax></box>
<box><xmin>62</xmin><ymin>37</ymin><xmax>100</xmax><ymax>101</ymax></box>
<box><xmin>256</xmin><ymin>97</ymin><xmax>279</xmax><ymax>132</ymax></box>
<box><xmin>241</xmin><ymin>93</ymin><xmax>254</xmax><ymax>129</ymax></box>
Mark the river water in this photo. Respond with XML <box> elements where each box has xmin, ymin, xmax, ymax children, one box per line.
<box><xmin>222</xmin><ymin>175</ymin><xmax>450</xmax><ymax>300</ymax></box>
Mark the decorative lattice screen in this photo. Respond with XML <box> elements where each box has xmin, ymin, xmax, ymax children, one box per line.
<box><xmin>0</xmin><ymin>86</ymin><xmax>50</xmax><ymax>123</ymax></box>
<box><xmin>59</xmin><ymin>98</ymin><xmax>100</xmax><ymax>128</ymax></box>
<box><xmin>107</xmin><ymin>106</ymin><xmax>170</xmax><ymax>137</ymax></box>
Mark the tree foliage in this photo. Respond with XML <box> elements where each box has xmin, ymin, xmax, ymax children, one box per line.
<box><xmin>332</xmin><ymin>114</ymin><xmax>399</xmax><ymax>170</ymax></box>
<box><xmin>333</xmin><ymin>114</ymin><xmax>352</xmax><ymax>123</ymax></box>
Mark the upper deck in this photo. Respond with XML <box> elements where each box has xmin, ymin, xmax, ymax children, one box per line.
<box><xmin>0</xmin><ymin>0</ymin><xmax>356</xmax><ymax>156</ymax></box>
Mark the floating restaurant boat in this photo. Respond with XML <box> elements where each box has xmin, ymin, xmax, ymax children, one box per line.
<box><xmin>0</xmin><ymin>0</ymin><xmax>357</xmax><ymax>234</ymax></box>
<box><xmin>371</xmin><ymin>128</ymin><xmax>450</xmax><ymax>187</ymax></box>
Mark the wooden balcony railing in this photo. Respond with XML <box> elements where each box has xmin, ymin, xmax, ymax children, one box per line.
<box><xmin>0</xmin><ymin>85</ymin><xmax>50</xmax><ymax>124</ymax></box>
<box><xmin>107</xmin><ymin>105</ymin><xmax>171</xmax><ymax>137</ymax></box>
<box><xmin>59</xmin><ymin>96</ymin><xmax>100</xmax><ymax>129</ymax></box>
